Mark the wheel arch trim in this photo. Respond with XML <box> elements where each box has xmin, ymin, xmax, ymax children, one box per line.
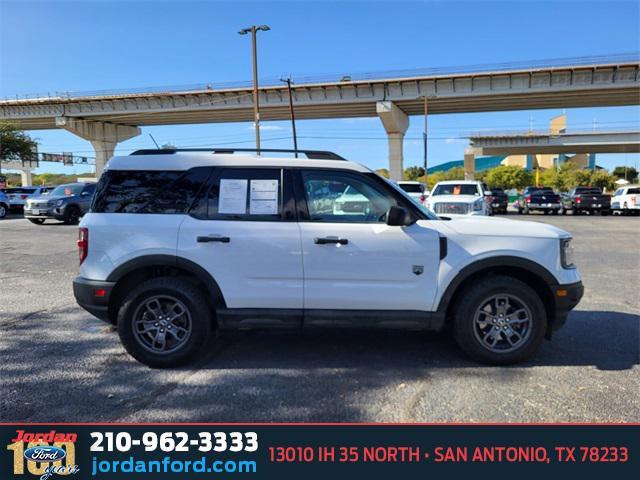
<box><xmin>436</xmin><ymin>256</ymin><xmax>558</xmax><ymax>315</ymax></box>
<box><xmin>106</xmin><ymin>254</ymin><xmax>226</xmax><ymax>308</ymax></box>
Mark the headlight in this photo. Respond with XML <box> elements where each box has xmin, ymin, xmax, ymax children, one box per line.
<box><xmin>560</xmin><ymin>238</ymin><xmax>575</xmax><ymax>268</ymax></box>
<box><xmin>56</xmin><ymin>199</ymin><xmax>64</xmax><ymax>207</ymax></box>
<box><xmin>473</xmin><ymin>199</ymin><xmax>484</xmax><ymax>211</ymax></box>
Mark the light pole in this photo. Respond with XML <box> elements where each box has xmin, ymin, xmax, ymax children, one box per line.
<box><xmin>280</xmin><ymin>77</ymin><xmax>298</xmax><ymax>157</ymax></box>
<box><xmin>239</xmin><ymin>25</ymin><xmax>270</xmax><ymax>154</ymax></box>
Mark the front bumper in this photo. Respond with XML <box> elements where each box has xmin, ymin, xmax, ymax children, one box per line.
<box><xmin>73</xmin><ymin>276</ymin><xmax>116</xmax><ymax>323</ymax></box>
<box><xmin>549</xmin><ymin>281</ymin><xmax>584</xmax><ymax>332</ymax></box>
<box><xmin>24</xmin><ymin>206</ymin><xmax>67</xmax><ymax>220</ymax></box>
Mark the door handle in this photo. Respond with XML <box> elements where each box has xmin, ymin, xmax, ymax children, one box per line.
<box><xmin>314</xmin><ymin>236</ymin><xmax>348</xmax><ymax>245</ymax></box>
<box><xmin>197</xmin><ymin>235</ymin><xmax>230</xmax><ymax>243</ymax></box>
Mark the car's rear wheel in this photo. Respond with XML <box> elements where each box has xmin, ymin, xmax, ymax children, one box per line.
<box><xmin>28</xmin><ymin>218</ymin><xmax>45</xmax><ymax>225</ymax></box>
<box><xmin>0</xmin><ymin>203</ymin><xmax>7</xmax><ymax>218</ymax></box>
<box><xmin>117</xmin><ymin>277</ymin><xmax>212</xmax><ymax>368</ymax></box>
<box><xmin>453</xmin><ymin>275</ymin><xmax>546</xmax><ymax>365</ymax></box>
<box><xmin>64</xmin><ymin>206</ymin><xmax>81</xmax><ymax>225</ymax></box>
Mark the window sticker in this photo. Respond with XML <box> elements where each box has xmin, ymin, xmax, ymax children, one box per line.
<box><xmin>218</xmin><ymin>179</ymin><xmax>248</xmax><ymax>214</ymax></box>
<box><xmin>250</xmin><ymin>179</ymin><xmax>279</xmax><ymax>215</ymax></box>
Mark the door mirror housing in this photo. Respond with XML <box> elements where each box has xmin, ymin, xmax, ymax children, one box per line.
<box><xmin>386</xmin><ymin>206</ymin><xmax>411</xmax><ymax>226</ymax></box>
<box><xmin>484</xmin><ymin>190</ymin><xmax>493</xmax><ymax>196</ymax></box>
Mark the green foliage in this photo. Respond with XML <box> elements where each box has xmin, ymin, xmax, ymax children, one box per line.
<box><xmin>590</xmin><ymin>169</ymin><xmax>616</xmax><ymax>191</ymax></box>
<box><xmin>1</xmin><ymin>172</ymin><xmax>82</xmax><ymax>187</ymax></box>
<box><xmin>404</xmin><ymin>166</ymin><xmax>425</xmax><ymax>181</ymax></box>
<box><xmin>0</xmin><ymin>122</ymin><xmax>38</xmax><ymax>163</ymax></box>
<box><xmin>612</xmin><ymin>166</ymin><xmax>638</xmax><ymax>182</ymax></box>
<box><xmin>484</xmin><ymin>165</ymin><xmax>533</xmax><ymax>190</ymax></box>
<box><xmin>375</xmin><ymin>168</ymin><xmax>390</xmax><ymax>179</ymax></box>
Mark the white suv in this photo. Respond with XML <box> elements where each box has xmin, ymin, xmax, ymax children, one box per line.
<box><xmin>427</xmin><ymin>180</ymin><xmax>491</xmax><ymax>216</ymax></box>
<box><xmin>611</xmin><ymin>185</ymin><xmax>640</xmax><ymax>215</ymax></box>
<box><xmin>73</xmin><ymin>148</ymin><xmax>583</xmax><ymax>367</ymax></box>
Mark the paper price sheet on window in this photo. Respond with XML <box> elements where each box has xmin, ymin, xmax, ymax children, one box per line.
<box><xmin>249</xmin><ymin>179</ymin><xmax>279</xmax><ymax>215</ymax></box>
<box><xmin>218</xmin><ymin>179</ymin><xmax>248</xmax><ymax>214</ymax></box>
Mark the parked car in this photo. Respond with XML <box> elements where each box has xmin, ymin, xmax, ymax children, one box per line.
<box><xmin>561</xmin><ymin>186</ymin><xmax>611</xmax><ymax>215</ymax></box>
<box><xmin>611</xmin><ymin>185</ymin><xmax>640</xmax><ymax>215</ymax></box>
<box><xmin>426</xmin><ymin>181</ymin><xmax>491</xmax><ymax>216</ymax></box>
<box><xmin>73</xmin><ymin>148</ymin><xmax>583</xmax><ymax>368</ymax></box>
<box><xmin>0</xmin><ymin>190</ymin><xmax>9</xmax><ymax>219</ymax></box>
<box><xmin>23</xmin><ymin>182</ymin><xmax>96</xmax><ymax>225</ymax></box>
<box><xmin>397</xmin><ymin>181</ymin><xmax>428</xmax><ymax>206</ymax></box>
<box><xmin>488</xmin><ymin>188</ymin><xmax>509</xmax><ymax>214</ymax></box>
<box><xmin>1</xmin><ymin>186</ymin><xmax>53</xmax><ymax>211</ymax></box>
<box><xmin>519</xmin><ymin>186</ymin><xmax>561</xmax><ymax>215</ymax></box>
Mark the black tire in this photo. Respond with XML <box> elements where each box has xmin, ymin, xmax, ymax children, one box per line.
<box><xmin>551</xmin><ymin>209</ymin><xmax>558</xmax><ymax>215</ymax></box>
<box><xmin>117</xmin><ymin>277</ymin><xmax>213</xmax><ymax>368</ymax></box>
<box><xmin>0</xmin><ymin>203</ymin><xmax>7</xmax><ymax>219</ymax></box>
<box><xmin>543</xmin><ymin>210</ymin><xmax>549</xmax><ymax>215</ymax></box>
<box><xmin>453</xmin><ymin>275</ymin><xmax>547</xmax><ymax>365</ymax></box>
<box><xmin>28</xmin><ymin>218</ymin><xmax>45</xmax><ymax>225</ymax></box>
<box><xmin>601</xmin><ymin>209</ymin><xmax>609</xmax><ymax>216</ymax></box>
<box><xmin>64</xmin><ymin>205</ymin><xmax>81</xmax><ymax>225</ymax></box>
<box><xmin>517</xmin><ymin>208</ymin><xmax>523</xmax><ymax>215</ymax></box>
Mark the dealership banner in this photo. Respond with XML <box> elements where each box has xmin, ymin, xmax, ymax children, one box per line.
<box><xmin>1</xmin><ymin>424</ymin><xmax>637</xmax><ymax>479</ymax></box>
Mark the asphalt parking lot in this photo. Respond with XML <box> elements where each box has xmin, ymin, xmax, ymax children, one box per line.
<box><xmin>1</xmin><ymin>213</ymin><xmax>638</xmax><ymax>422</ymax></box>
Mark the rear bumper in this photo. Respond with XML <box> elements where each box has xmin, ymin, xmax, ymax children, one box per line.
<box><xmin>73</xmin><ymin>276</ymin><xmax>116</xmax><ymax>323</ymax></box>
<box><xmin>550</xmin><ymin>281</ymin><xmax>584</xmax><ymax>332</ymax></box>
<box><xmin>528</xmin><ymin>203</ymin><xmax>561</xmax><ymax>209</ymax></box>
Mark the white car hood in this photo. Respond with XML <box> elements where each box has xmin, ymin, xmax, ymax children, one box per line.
<box><xmin>428</xmin><ymin>216</ymin><xmax>570</xmax><ymax>239</ymax></box>
<box><xmin>429</xmin><ymin>194</ymin><xmax>480</xmax><ymax>204</ymax></box>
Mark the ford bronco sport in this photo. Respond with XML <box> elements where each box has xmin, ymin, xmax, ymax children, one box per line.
<box><xmin>73</xmin><ymin>148</ymin><xmax>583</xmax><ymax>367</ymax></box>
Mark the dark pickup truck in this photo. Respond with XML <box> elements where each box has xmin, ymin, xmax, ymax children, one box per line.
<box><xmin>561</xmin><ymin>186</ymin><xmax>611</xmax><ymax>215</ymax></box>
<box><xmin>519</xmin><ymin>186</ymin><xmax>561</xmax><ymax>215</ymax></box>
<box><xmin>488</xmin><ymin>188</ymin><xmax>509</xmax><ymax>214</ymax></box>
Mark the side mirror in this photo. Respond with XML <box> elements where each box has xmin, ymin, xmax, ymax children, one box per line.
<box><xmin>386</xmin><ymin>206</ymin><xmax>411</xmax><ymax>226</ymax></box>
<box><xmin>484</xmin><ymin>190</ymin><xmax>492</xmax><ymax>196</ymax></box>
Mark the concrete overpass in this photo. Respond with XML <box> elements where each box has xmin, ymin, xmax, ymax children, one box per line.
<box><xmin>1</xmin><ymin>55</ymin><xmax>639</xmax><ymax>178</ymax></box>
<box><xmin>463</xmin><ymin>130</ymin><xmax>640</xmax><ymax>178</ymax></box>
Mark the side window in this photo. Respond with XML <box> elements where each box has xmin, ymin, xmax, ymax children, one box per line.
<box><xmin>82</xmin><ymin>184</ymin><xmax>96</xmax><ymax>196</ymax></box>
<box><xmin>92</xmin><ymin>168</ymin><xmax>211</xmax><ymax>214</ymax></box>
<box><xmin>190</xmin><ymin>168</ymin><xmax>284</xmax><ymax>221</ymax></box>
<box><xmin>301</xmin><ymin>171</ymin><xmax>397</xmax><ymax>223</ymax></box>
<box><xmin>628</xmin><ymin>188</ymin><xmax>640</xmax><ymax>194</ymax></box>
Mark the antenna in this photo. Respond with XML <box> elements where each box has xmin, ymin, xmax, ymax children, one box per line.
<box><xmin>149</xmin><ymin>134</ymin><xmax>160</xmax><ymax>149</ymax></box>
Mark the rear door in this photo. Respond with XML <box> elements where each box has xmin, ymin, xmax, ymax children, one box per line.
<box><xmin>295</xmin><ymin>169</ymin><xmax>441</xmax><ymax>313</ymax></box>
<box><xmin>178</xmin><ymin>167</ymin><xmax>303</xmax><ymax>315</ymax></box>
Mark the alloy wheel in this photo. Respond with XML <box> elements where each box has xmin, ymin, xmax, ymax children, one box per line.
<box><xmin>473</xmin><ymin>294</ymin><xmax>532</xmax><ymax>353</ymax></box>
<box><xmin>132</xmin><ymin>295</ymin><xmax>192</xmax><ymax>354</ymax></box>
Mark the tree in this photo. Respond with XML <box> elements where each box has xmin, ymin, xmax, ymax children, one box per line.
<box><xmin>0</xmin><ymin>122</ymin><xmax>37</xmax><ymax>166</ymax></box>
<box><xmin>375</xmin><ymin>168</ymin><xmax>390</xmax><ymax>179</ymax></box>
<box><xmin>590</xmin><ymin>169</ymin><xmax>615</xmax><ymax>191</ymax></box>
<box><xmin>404</xmin><ymin>166</ymin><xmax>425</xmax><ymax>181</ymax></box>
<box><xmin>484</xmin><ymin>165</ymin><xmax>533</xmax><ymax>190</ymax></box>
<box><xmin>612</xmin><ymin>166</ymin><xmax>638</xmax><ymax>182</ymax></box>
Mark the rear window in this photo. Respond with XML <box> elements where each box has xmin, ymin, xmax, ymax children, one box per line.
<box><xmin>627</xmin><ymin>188</ymin><xmax>640</xmax><ymax>194</ymax></box>
<box><xmin>575</xmin><ymin>188</ymin><xmax>602</xmax><ymax>194</ymax></box>
<box><xmin>3</xmin><ymin>188</ymin><xmax>37</xmax><ymax>194</ymax></box>
<box><xmin>398</xmin><ymin>183</ymin><xmax>424</xmax><ymax>193</ymax></box>
<box><xmin>92</xmin><ymin>168</ymin><xmax>211</xmax><ymax>214</ymax></box>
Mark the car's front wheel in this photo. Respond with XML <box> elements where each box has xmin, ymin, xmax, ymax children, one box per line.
<box><xmin>0</xmin><ymin>203</ymin><xmax>7</xmax><ymax>218</ymax></box>
<box><xmin>453</xmin><ymin>276</ymin><xmax>546</xmax><ymax>365</ymax></box>
<box><xmin>117</xmin><ymin>277</ymin><xmax>212</xmax><ymax>368</ymax></box>
<box><xmin>64</xmin><ymin>205</ymin><xmax>81</xmax><ymax>224</ymax></box>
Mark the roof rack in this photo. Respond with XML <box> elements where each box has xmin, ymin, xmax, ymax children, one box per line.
<box><xmin>130</xmin><ymin>148</ymin><xmax>346</xmax><ymax>161</ymax></box>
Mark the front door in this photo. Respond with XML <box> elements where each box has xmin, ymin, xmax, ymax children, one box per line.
<box><xmin>296</xmin><ymin>169</ymin><xmax>441</xmax><ymax>313</ymax></box>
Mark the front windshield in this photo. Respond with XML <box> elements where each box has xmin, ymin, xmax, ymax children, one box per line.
<box><xmin>50</xmin><ymin>184</ymin><xmax>83</xmax><ymax>196</ymax></box>
<box><xmin>432</xmin><ymin>184</ymin><xmax>480</xmax><ymax>196</ymax></box>
<box><xmin>384</xmin><ymin>178</ymin><xmax>439</xmax><ymax>220</ymax></box>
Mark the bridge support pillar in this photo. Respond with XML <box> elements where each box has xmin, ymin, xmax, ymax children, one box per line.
<box><xmin>377</xmin><ymin>101</ymin><xmax>409</xmax><ymax>181</ymax></box>
<box><xmin>464</xmin><ymin>148</ymin><xmax>479</xmax><ymax>180</ymax></box>
<box><xmin>55</xmin><ymin>117</ymin><xmax>141</xmax><ymax>177</ymax></box>
<box><xmin>20</xmin><ymin>168</ymin><xmax>33</xmax><ymax>186</ymax></box>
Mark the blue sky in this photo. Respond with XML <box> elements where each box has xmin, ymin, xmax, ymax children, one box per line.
<box><xmin>1</xmin><ymin>0</ymin><xmax>639</xmax><ymax>176</ymax></box>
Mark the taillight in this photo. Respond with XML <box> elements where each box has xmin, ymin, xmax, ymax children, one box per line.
<box><xmin>77</xmin><ymin>228</ymin><xmax>88</xmax><ymax>264</ymax></box>
<box><xmin>525</xmin><ymin>195</ymin><xmax>531</xmax><ymax>202</ymax></box>
<box><xmin>419</xmin><ymin>194</ymin><xmax>426</xmax><ymax>203</ymax></box>
<box><xmin>575</xmin><ymin>197</ymin><xmax>582</xmax><ymax>204</ymax></box>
